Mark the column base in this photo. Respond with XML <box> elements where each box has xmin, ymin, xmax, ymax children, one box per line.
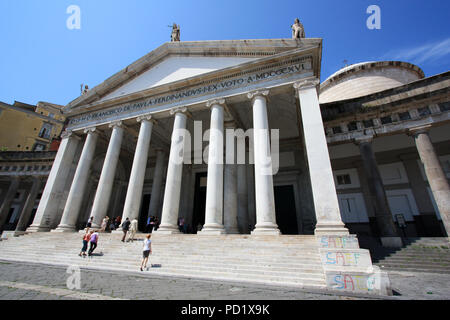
<box><xmin>26</xmin><ymin>225</ymin><xmax>51</xmax><ymax>233</ymax></box>
<box><xmin>199</xmin><ymin>223</ymin><xmax>226</xmax><ymax>235</ymax></box>
<box><xmin>153</xmin><ymin>224</ymin><xmax>181</xmax><ymax>235</ymax></box>
<box><xmin>251</xmin><ymin>223</ymin><xmax>281</xmax><ymax>236</ymax></box>
<box><xmin>380</xmin><ymin>237</ymin><xmax>403</xmax><ymax>248</ymax></box>
<box><xmin>314</xmin><ymin>222</ymin><xmax>349</xmax><ymax>236</ymax></box>
<box><xmin>51</xmin><ymin>225</ymin><xmax>77</xmax><ymax>233</ymax></box>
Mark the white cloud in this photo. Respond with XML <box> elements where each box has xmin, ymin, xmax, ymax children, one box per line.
<box><xmin>381</xmin><ymin>38</ymin><xmax>450</xmax><ymax>64</ymax></box>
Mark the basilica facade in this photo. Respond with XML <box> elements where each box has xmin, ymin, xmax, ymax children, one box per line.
<box><xmin>0</xmin><ymin>37</ymin><xmax>448</xmax><ymax>248</ymax></box>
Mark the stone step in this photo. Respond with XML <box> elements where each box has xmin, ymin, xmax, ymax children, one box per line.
<box><xmin>0</xmin><ymin>251</ymin><xmax>322</xmax><ymax>270</ymax></box>
<box><xmin>377</xmin><ymin>265</ymin><xmax>450</xmax><ymax>273</ymax></box>
<box><xmin>374</xmin><ymin>255</ymin><xmax>450</xmax><ymax>262</ymax></box>
<box><xmin>0</xmin><ymin>255</ymin><xmax>326</xmax><ymax>285</ymax></box>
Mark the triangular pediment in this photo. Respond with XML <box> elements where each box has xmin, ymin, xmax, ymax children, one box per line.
<box><xmin>66</xmin><ymin>39</ymin><xmax>322</xmax><ymax>111</ymax></box>
<box><xmin>100</xmin><ymin>55</ymin><xmax>259</xmax><ymax>102</ymax></box>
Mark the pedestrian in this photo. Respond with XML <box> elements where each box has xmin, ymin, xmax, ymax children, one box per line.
<box><xmin>110</xmin><ymin>220</ymin><xmax>116</xmax><ymax>231</ymax></box>
<box><xmin>79</xmin><ymin>228</ymin><xmax>91</xmax><ymax>257</ymax></box>
<box><xmin>128</xmin><ymin>218</ymin><xmax>138</xmax><ymax>242</ymax></box>
<box><xmin>145</xmin><ymin>216</ymin><xmax>152</xmax><ymax>233</ymax></box>
<box><xmin>154</xmin><ymin>217</ymin><xmax>159</xmax><ymax>231</ymax></box>
<box><xmin>178</xmin><ymin>217</ymin><xmax>185</xmax><ymax>233</ymax></box>
<box><xmin>100</xmin><ymin>216</ymin><xmax>109</xmax><ymax>232</ymax></box>
<box><xmin>115</xmin><ymin>216</ymin><xmax>122</xmax><ymax>229</ymax></box>
<box><xmin>86</xmin><ymin>216</ymin><xmax>94</xmax><ymax>228</ymax></box>
<box><xmin>140</xmin><ymin>234</ymin><xmax>152</xmax><ymax>271</ymax></box>
<box><xmin>121</xmin><ymin>218</ymin><xmax>130</xmax><ymax>242</ymax></box>
<box><xmin>88</xmin><ymin>230</ymin><xmax>99</xmax><ymax>256</ymax></box>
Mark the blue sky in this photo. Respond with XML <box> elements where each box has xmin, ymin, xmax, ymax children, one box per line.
<box><xmin>0</xmin><ymin>0</ymin><xmax>449</xmax><ymax>106</ymax></box>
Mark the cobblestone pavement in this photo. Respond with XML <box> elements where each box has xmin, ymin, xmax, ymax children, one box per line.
<box><xmin>0</xmin><ymin>260</ymin><xmax>448</xmax><ymax>300</ymax></box>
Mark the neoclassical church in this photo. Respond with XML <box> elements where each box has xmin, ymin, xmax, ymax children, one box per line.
<box><xmin>0</xmin><ymin>25</ymin><xmax>449</xmax><ymax>295</ymax></box>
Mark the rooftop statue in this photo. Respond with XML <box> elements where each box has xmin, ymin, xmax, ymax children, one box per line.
<box><xmin>292</xmin><ymin>18</ymin><xmax>305</xmax><ymax>39</ymax></box>
<box><xmin>170</xmin><ymin>23</ymin><xmax>180</xmax><ymax>42</ymax></box>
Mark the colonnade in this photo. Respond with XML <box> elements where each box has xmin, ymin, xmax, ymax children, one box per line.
<box><xmin>24</xmin><ymin>77</ymin><xmax>450</xmax><ymax>238</ymax></box>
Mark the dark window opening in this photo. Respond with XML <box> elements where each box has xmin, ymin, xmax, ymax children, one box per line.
<box><xmin>381</xmin><ymin>116</ymin><xmax>392</xmax><ymax>125</ymax></box>
<box><xmin>337</xmin><ymin>174</ymin><xmax>352</xmax><ymax>185</ymax></box>
<box><xmin>439</xmin><ymin>102</ymin><xmax>450</xmax><ymax>112</ymax></box>
<box><xmin>347</xmin><ymin>122</ymin><xmax>358</xmax><ymax>131</ymax></box>
<box><xmin>418</xmin><ymin>107</ymin><xmax>431</xmax><ymax>117</ymax></box>
<box><xmin>398</xmin><ymin>112</ymin><xmax>411</xmax><ymax>121</ymax></box>
<box><xmin>363</xmin><ymin>119</ymin><xmax>374</xmax><ymax>128</ymax></box>
<box><xmin>332</xmin><ymin>126</ymin><xmax>343</xmax><ymax>134</ymax></box>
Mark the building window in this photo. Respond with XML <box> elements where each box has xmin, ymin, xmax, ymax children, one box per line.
<box><xmin>381</xmin><ymin>116</ymin><xmax>393</xmax><ymax>125</ymax></box>
<box><xmin>332</xmin><ymin>126</ymin><xmax>342</xmax><ymax>134</ymax></box>
<box><xmin>347</xmin><ymin>122</ymin><xmax>358</xmax><ymax>131</ymax></box>
<box><xmin>33</xmin><ymin>143</ymin><xmax>46</xmax><ymax>151</ymax></box>
<box><xmin>418</xmin><ymin>107</ymin><xmax>431</xmax><ymax>116</ymax></box>
<box><xmin>38</xmin><ymin>123</ymin><xmax>53</xmax><ymax>139</ymax></box>
<box><xmin>363</xmin><ymin>119</ymin><xmax>374</xmax><ymax>128</ymax></box>
<box><xmin>439</xmin><ymin>102</ymin><xmax>450</xmax><ymax>112</ymax></box>
<box><xmin>398</xmin><ymin>111</ymin><xmax>411</xmax><ymax>121</ymax></box>
<box><xmin>337</xmin><ymin>174</ymin><xmax>352</xmax><ymax>185</ymax></box>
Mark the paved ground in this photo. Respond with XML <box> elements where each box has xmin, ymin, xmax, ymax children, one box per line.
<box><xmin>0</xmin><ymin>260</ymin><xmax>449</xmax><ymax>301</ymax></box>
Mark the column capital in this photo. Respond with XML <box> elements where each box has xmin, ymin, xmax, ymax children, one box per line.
<box><xmin>354</xmin><ymin>134</ymin><xmax>374</xmax><ymax>145</ymax></box>
<box><xmin>108</xmin><ymin>120</ymin><xmax>125</xmax><ymax>129</ymax></box>
<box><xmin>206</xmin><ymin>98</ymin><xmax>226</xmax><ymax>108</ymax></box>
<box><xmin>83</xmin><ymin>127</ymin><xmax>97</xmax><ymax>135</ymax></box>
<box><xmin>247</xmin><ymin>89</ymin><xmax>270</xmax><ymax>102</ymax></box>
<box><xmin>60</xmin><ymin>130</ymin><xmax>74</xmax><ymax>139</ymax></box>
<box><xmin>407</xmin><ymin>124</ymin><xmax>432</xmax><ymax>137</ymax></box>
<box><xmin>170</xmin><ymin>106</ymin><xmax>187</xmax><ymax>115</ymax></box>
<box><xmin>136</xmin><ymin>114</ymin><xmax>156</xmax><ymax>124</ymax></box>
<box><xmin>293</xmin><ymin>78</ymin><xmax>320</xmax><ymax>91</ymax></box>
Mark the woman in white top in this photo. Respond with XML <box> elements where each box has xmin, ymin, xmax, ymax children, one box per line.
<box><xmin>100</xmin><ymin>216</ymin><xmax>109</xmax><ymax>232</ymax></box>
<box><xmin>140</xmin><ymin>234</ymin><xmax>152</xmax><ymax>271</ymax></box>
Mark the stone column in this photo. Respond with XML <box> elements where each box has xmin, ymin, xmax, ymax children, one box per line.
<box><xmin>224</xmin><ymin>122</ymin><xmax>239</xmax><ymax>234</ymax></box>
<box><xmin>0</xmin><ymin>177</ymin><xmax>20</xmax><ymax>231</ymax></box>
<box><xmin>355</xmin><ymin>136</ymin><xmax>402</xmax><ymax>247</ymax></box>
<box><xmin>121</xmin><ymin>115</ymin><xmax>154</xmax><ymax>224</ymax></box>
<box><xmin>201</xmin><ymin>100</ymin><xmax>226</xmax><ymax>234</ymax></box>
<box><xmin>155</xmin><ymin>107</ymin><xmax>188</xmax><ymax>234</ymax></box>
<box><xmin>237</xmin><ymin>162</ymin><xmax>249</xmax><ymax>234</ymax></box>
<box><xmin>294</xmin><ymin>79</ymin><xmax>348</xmax><ymax>236</ymax></box>
<box><xmin>409</xmin><ymin>126</ymin><xmax>450</xmax><ymax>237</ymax></box>
<box><xmin>248</xmin><ymin>90</ymin><xmax>280</xmax><ymax>235</ymax></box>
<box><xmin>27</xmin><ymin>131</ymin><xmax>80</xmax><ymax>232</ymax></box>
<box><xmin>90</xmin><ymin>121</ymin><xmax>124</xmax><ymax>228</ymax></box>
<box><xmin>15</xmin><ymin>176</ymin><xmax>42</xmax><ymax>233</ymax></box>
<box><xmin>54</xmin><ymin>127</ymin><xmax>98</xmax><ymax>232</ymax></box>
<box><xmin>147</xmin><ymin>149</ymin><xmax>166</xmax><ymax>219</ymax></box>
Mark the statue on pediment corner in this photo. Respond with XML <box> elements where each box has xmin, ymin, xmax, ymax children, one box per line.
<box><xmin>292</xmin><ymin>18</ymin><xmax>305</xmax><ymax>39</ymax></box>
<box><xmin>170</xmin><ymin>23</ymin><xmax>180</xmax><ymax>42</ymax></box>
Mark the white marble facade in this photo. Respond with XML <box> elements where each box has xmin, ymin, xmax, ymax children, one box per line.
<box><xmin>24</xmin><ymin>39</ymin><xmax>450</xmax><ymax>241</ymax></box>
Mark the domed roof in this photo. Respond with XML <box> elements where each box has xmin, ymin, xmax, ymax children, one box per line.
<box><xmin>319</xmin><ymin>61</ymin><xmax>425</xmax><ymax>104</ymax></box>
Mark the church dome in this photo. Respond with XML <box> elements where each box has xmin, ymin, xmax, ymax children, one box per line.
<box><xmin>319</xmin><ymin>61</ymin><xmax>425</xmax><ymax>104</ymax></box>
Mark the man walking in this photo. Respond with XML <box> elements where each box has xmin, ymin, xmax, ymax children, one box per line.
<box><xmin>88</xmin><ymin>230</ymin><xmax>99</xmax><ymax>256</ymax></box>
<box><xmin>121</xmin><ymin>218</ymin><xmax>131</xmax><ymax>242</ymax></box>
<box><xmin>128</xmin><ymin>218</ymin><xmax>138</xmax><ymax>242</ymax></box>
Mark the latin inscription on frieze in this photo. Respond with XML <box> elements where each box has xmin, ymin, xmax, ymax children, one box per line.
<box><xmin>68</xmin><ymin>58</ymin><xmax>312</xmax><ymax>127</ymax></box>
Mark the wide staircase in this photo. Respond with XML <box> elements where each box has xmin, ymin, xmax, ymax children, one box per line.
<box><xmin>0</xmin><ymin>232</ymin><xmax>328</xmax><ymax>289</ymax></box>
<box><xmin>361</xmin><ymin>237</ymin><xmax>450</xmax><ymax>274</ymax></box>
